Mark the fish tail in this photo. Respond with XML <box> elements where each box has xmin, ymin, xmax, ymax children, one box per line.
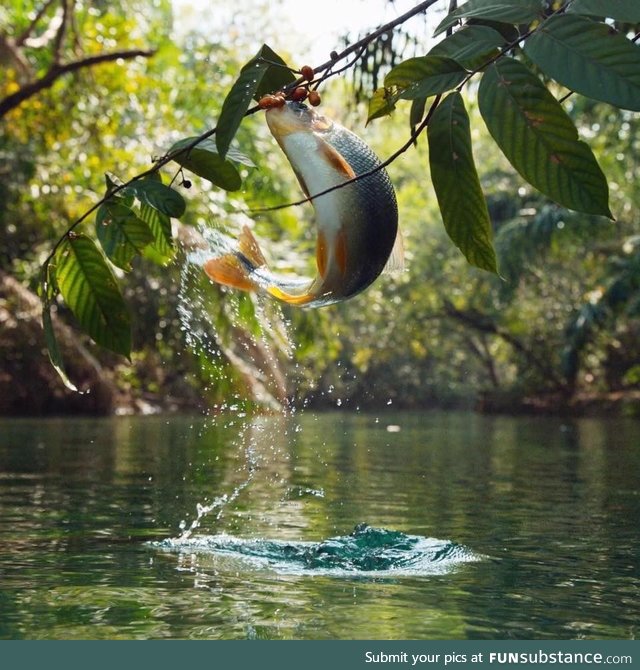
<box><xmin>204</xmin><ymin>225</ymin><xmax>317</xmax><ymax>305</ymax></box>
<box><xmin>237</xmin><ymin>225</ymin><xmax>268</xmax><ymax>267</ymax></box>
<box><xmin>203</xmin><ymin>225</ymin><xmax>266</xmax><ymax>293</ymax></box>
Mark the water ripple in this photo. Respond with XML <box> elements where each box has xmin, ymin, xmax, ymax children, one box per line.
<box><xmin>154</xmin><ymin>523</ymin><xmax>481</xmax><ymax>577</ymax></box>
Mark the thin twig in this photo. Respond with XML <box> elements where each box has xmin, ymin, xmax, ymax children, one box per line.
<box><xmin>15</xmin><ymin>0</ymin><xmax>58</xmax><ymax>47</ymax></box>
<box><xmin>280</xmin><ymin>0</ymin><xmax>441</xmax><ymax>92</ymax></box>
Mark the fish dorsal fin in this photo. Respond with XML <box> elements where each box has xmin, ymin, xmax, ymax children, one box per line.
<box><xmin>383</xmin><ymin>227</ymin><xmax>405</xmax><ymax>275</ymax></box>
<box><xmin>238</xmin><ymin>225</ymin><xmax>268</xmax><ymax>268</ymax></box>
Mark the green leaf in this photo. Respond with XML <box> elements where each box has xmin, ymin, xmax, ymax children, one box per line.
<box><xmin>169</xmin><ymin>137</ymin><xmax>243</xmax><ymax>190</ymax></box>
<box><xmin>434</xmin><ymin>0</ymin><xmax>543</xmax><ymax>37</ymax></box>
<box><xmin>428</xmin><ymin>25</ymin><xmax>505</xmax><ymax>69</ymax></box>
<box><xmin>124</xmin><ymin>179</ymin><xmax>186</xmax><ymax>218</ymax></box>
<box><xmin>478</xmin><ymin>57</ymin><xmax>611</xmax><ymax>217</ymax></box>
<box><xmin>252</xmin><ymin>44</ymin><xmax>296</xmax><ymax>100</ymax></box>
<box><xmin>41</xmin><ymin>263</ymin><xmax>81</xmax><ymax>393</ymax></box>
<box><xmin>384</xmin><ymin>56</ymin><xmax>467</xmax><ymax>100</ymax></box>
<box><xmin>216</xmin><ymin>44</ymin><xmax>294</xmax><ymax>158</ymax></box>
<box><xmin>139</xmin><ymin>202</ymin><xmax>174</xmax><ymax>263</ymax></box>
<box><xmin>567</xmin><ymin>0</ymin><xmax>640</xmax><ymax>23</ymax></box>
<box><xmin>55</xmin><ymin>234</ymin><xmax>131</xmax><ymax>356</ymax></box>
<box><xmin>410</xmin><ymin>97</ymin><xmax>427</xmax><ymax>130</ymax></box>
<box><xmin>42</xmin><ymin>299</ymin><xmax>81</xmax><ymax>393</ymax></box>
<box><xmin>96</xmin><ymin>201</ymin><xmax>155</xmax><ymax>270</ymax></box>
<box><xmin>524</xmin><ymin>14</ymin><xmax>640</xmax><ymax>112</ymax></box>
<box><xmin>104</xmin><ymin>172</ymin><xmax>134</xmax><ymax>206</ymax></box>
<box><xmin>366</xmin><ymin>87</ymin><xmax>397</xmax><ymax>123</ymax></box>
<box><xmin>428</xmin><ymin>92</ymin><xmax>498</xmax><ymax>273</ymax></box>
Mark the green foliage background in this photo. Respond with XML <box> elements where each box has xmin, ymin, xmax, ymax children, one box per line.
<box><xmin>1</xmin><ymin>0</ymin><xmax>640</xmax><ymax>415</ymax></box>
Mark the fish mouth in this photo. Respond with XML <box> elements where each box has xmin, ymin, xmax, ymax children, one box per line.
<box><xmin>266</xmin><ymin>101</ymin><xmax>332</xmax><ymax>138</ymax></box>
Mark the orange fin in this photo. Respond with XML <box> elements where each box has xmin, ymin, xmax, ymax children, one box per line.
<box><xmin>316</xmin><ymin>230</ymin><xmax>328</xmax><ymax>278</ymax></box>
<box><xmin>204</xmin><ymin>254</ymin><xmax>256</xmax><ymax>292</ymax></box>
<box><xmin>267</xmin><ymin>286</ymin><xmax>315</xmax><ymax>305</ymax></box>
<box><xmin>237</xmin><ymin>225</ymin><xmax>268</xmax><ymax>267</ymax></box>
<box><xmin>335</xmin><ymin>229</ymin><xmax>348</xmax><ymax>276</ymax></box>
<box><xmin>318</xmin><ymin>139</ymin><xmax>356</xmax><ymax>180</ymax></box>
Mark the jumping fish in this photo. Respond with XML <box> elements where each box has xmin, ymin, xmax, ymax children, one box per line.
<box><xmin>204</xmin><ymin>101</ymin><xmax>401</xmax><ymax>307</ymax></box>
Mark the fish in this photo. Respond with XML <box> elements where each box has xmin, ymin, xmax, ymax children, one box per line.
<box><xmin>203</xmin><ymin>101</ymin><xmax>401</xmax><ymax>307</ymax></box>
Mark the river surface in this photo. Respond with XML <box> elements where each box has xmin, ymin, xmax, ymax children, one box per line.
<box><xmin>0</xmin><ymin>411</ymin><xmax>638</xmax><ymax>639</ymax></box>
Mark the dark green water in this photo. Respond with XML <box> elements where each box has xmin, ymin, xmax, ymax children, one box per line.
<box><xmin>0</xmin><ymin>411</ymin><xmax>638</xmax><ymax>639</ymax></box>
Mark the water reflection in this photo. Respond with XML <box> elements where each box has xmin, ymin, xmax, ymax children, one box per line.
<box><xmin>0</xmin><ymin>412</ymin><xmax>638</xmax><ymax>639</ymax></box>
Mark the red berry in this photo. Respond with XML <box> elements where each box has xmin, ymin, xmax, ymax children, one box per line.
<box><xmin>308</xmin><ymin>90</ymin><xmax>321</xmax><ymax>106</ymax></box>
<box><xmin>300</xmin><ymin>65</ymin><xmax>314</xmax><ymax>81</ymax></box>
<box><xmin>291</xmin><ymin>87</ymin><xmax>308</xmax><ymax>102</ymax></box>
<box><xmin>258</xmin><ymin>95</ymin><xmax>276</xmax><ymax>109</ymax></box>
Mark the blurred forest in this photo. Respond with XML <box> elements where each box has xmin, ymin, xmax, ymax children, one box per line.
<box><xmin>1</xmin><ymin>0</ymin><xmax>639</xmax><ymax>417</ymax></box>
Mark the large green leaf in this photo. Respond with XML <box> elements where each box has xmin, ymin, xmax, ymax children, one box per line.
<box><xmin>478</xmin><ymin>57</ymin><xmax>611</xmax><ymax>217</ymax></box>
<box><xmin>139</xmin><ymin>202</ymin><xmax>173</xmax><ymax>263</ymax></box>
<box><xmin>169</xmin><ymin>137</ymin><xmax>243</xmax><ymax>190</ymax></box>
<box><xmin>428</xmin><ymin>92</ymin><xmax>497</xmax><ymax>273</ymax></box>
<box><xmin>384</xmin><ymin>56</ymin><xmax>467</xmax><ymax>100</ymax></box>
<box><xmin>428</xmin><ymin>25</ymin><xmax>505</xmax><ymax>70</ymax></box>
<box><xmin>96</xmin><ymin>201</ymin><xmax>155</xmax><ymax>270</ymax></box>
<box><xmin>567</xmin><ymin>0</ymin><xmax>640</xmax><ymax>23</ymax></box>
<box><xmin>216</xmin><ymin>44</ymin><xmax>294</xmax><ymax>158</ymax></box>
<box><xmin>55</xmin><ymin>234</ymin><xmax>131</xmax><ymax>356</ymax></box>
<box><xmin>434</xmin><ymin>0</ymin><xmax>543</xmax><ymax>37</ymax></box>
<box><xmin>124</xmin><ymin>179</ymin><xmax>186</xmax><ymax>218</ymax></box>
<box><xmin>524</xmin><ymin>14</ymin><xmax>640</xmax><ymax>112</ymax></box>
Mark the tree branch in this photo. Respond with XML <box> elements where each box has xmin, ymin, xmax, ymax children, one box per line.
<box><xmin>317</xmin><ymin>0</ymin><xmax>439</xmax><ymax>72</ymax></box>
<box><xmin>51</xmin><ymin>0</ymin><xmax>69</xmax><ymax>65</ymax></box>
<box><xmin>442</xmin><ymin>300</ymin><xmax>569</xmax><ymax>391</ymax></box>
<box><xmin>15</xmin><ymin>0</ymin><xmax>59</xmax><ymax>47</ymax></box>
<box><xmin>0</xmin><ymin>48</ymin><xmax>155</xmax><ymax>118</ymax></box>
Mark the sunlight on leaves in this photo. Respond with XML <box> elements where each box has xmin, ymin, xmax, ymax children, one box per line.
<box><xmin>55</xmin><ymin>234</ymin><xmax>131</xmax><ymax>357</ymax></box>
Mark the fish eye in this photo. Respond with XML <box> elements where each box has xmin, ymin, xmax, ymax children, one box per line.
<box><xmin>290</xmin><ymin>101</ymin><xmax>309</xmax><ymax>115</ymax></box>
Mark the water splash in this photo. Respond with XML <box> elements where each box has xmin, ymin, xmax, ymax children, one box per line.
<box><xmin>175</xmin><ymin>225</ymin><xmax>298</xmax><ymax>536</ymax></box>
<box><xmin>155</xmin><ymin>523</ymin><xmax>481</xmax><ymax>577</ymax></box>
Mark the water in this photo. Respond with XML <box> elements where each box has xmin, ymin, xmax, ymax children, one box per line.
<box><xmin>0</xmin><ymin>411</ymin><xmax>638</xmax><ymax>639</ymax></box>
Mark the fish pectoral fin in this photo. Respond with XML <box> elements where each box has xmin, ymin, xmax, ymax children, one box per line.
<box><xmin>237</xmin><ymin>225</ymin><xmax>268</xmax><ymax>268</ymax></box>
<box><xmin>318</xmin><ymin>139</ymin><xmax>356</xmax><ymax>180</ymax></box>
<box><xmin>382</xmin><ymin>227</ymin><xmax>405</xmax><ymax>275</ymax></box>
<box><xmin>204</xmin><ymin>254</ymin><xmax>257</xmax><ymax>292</ymax></box>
